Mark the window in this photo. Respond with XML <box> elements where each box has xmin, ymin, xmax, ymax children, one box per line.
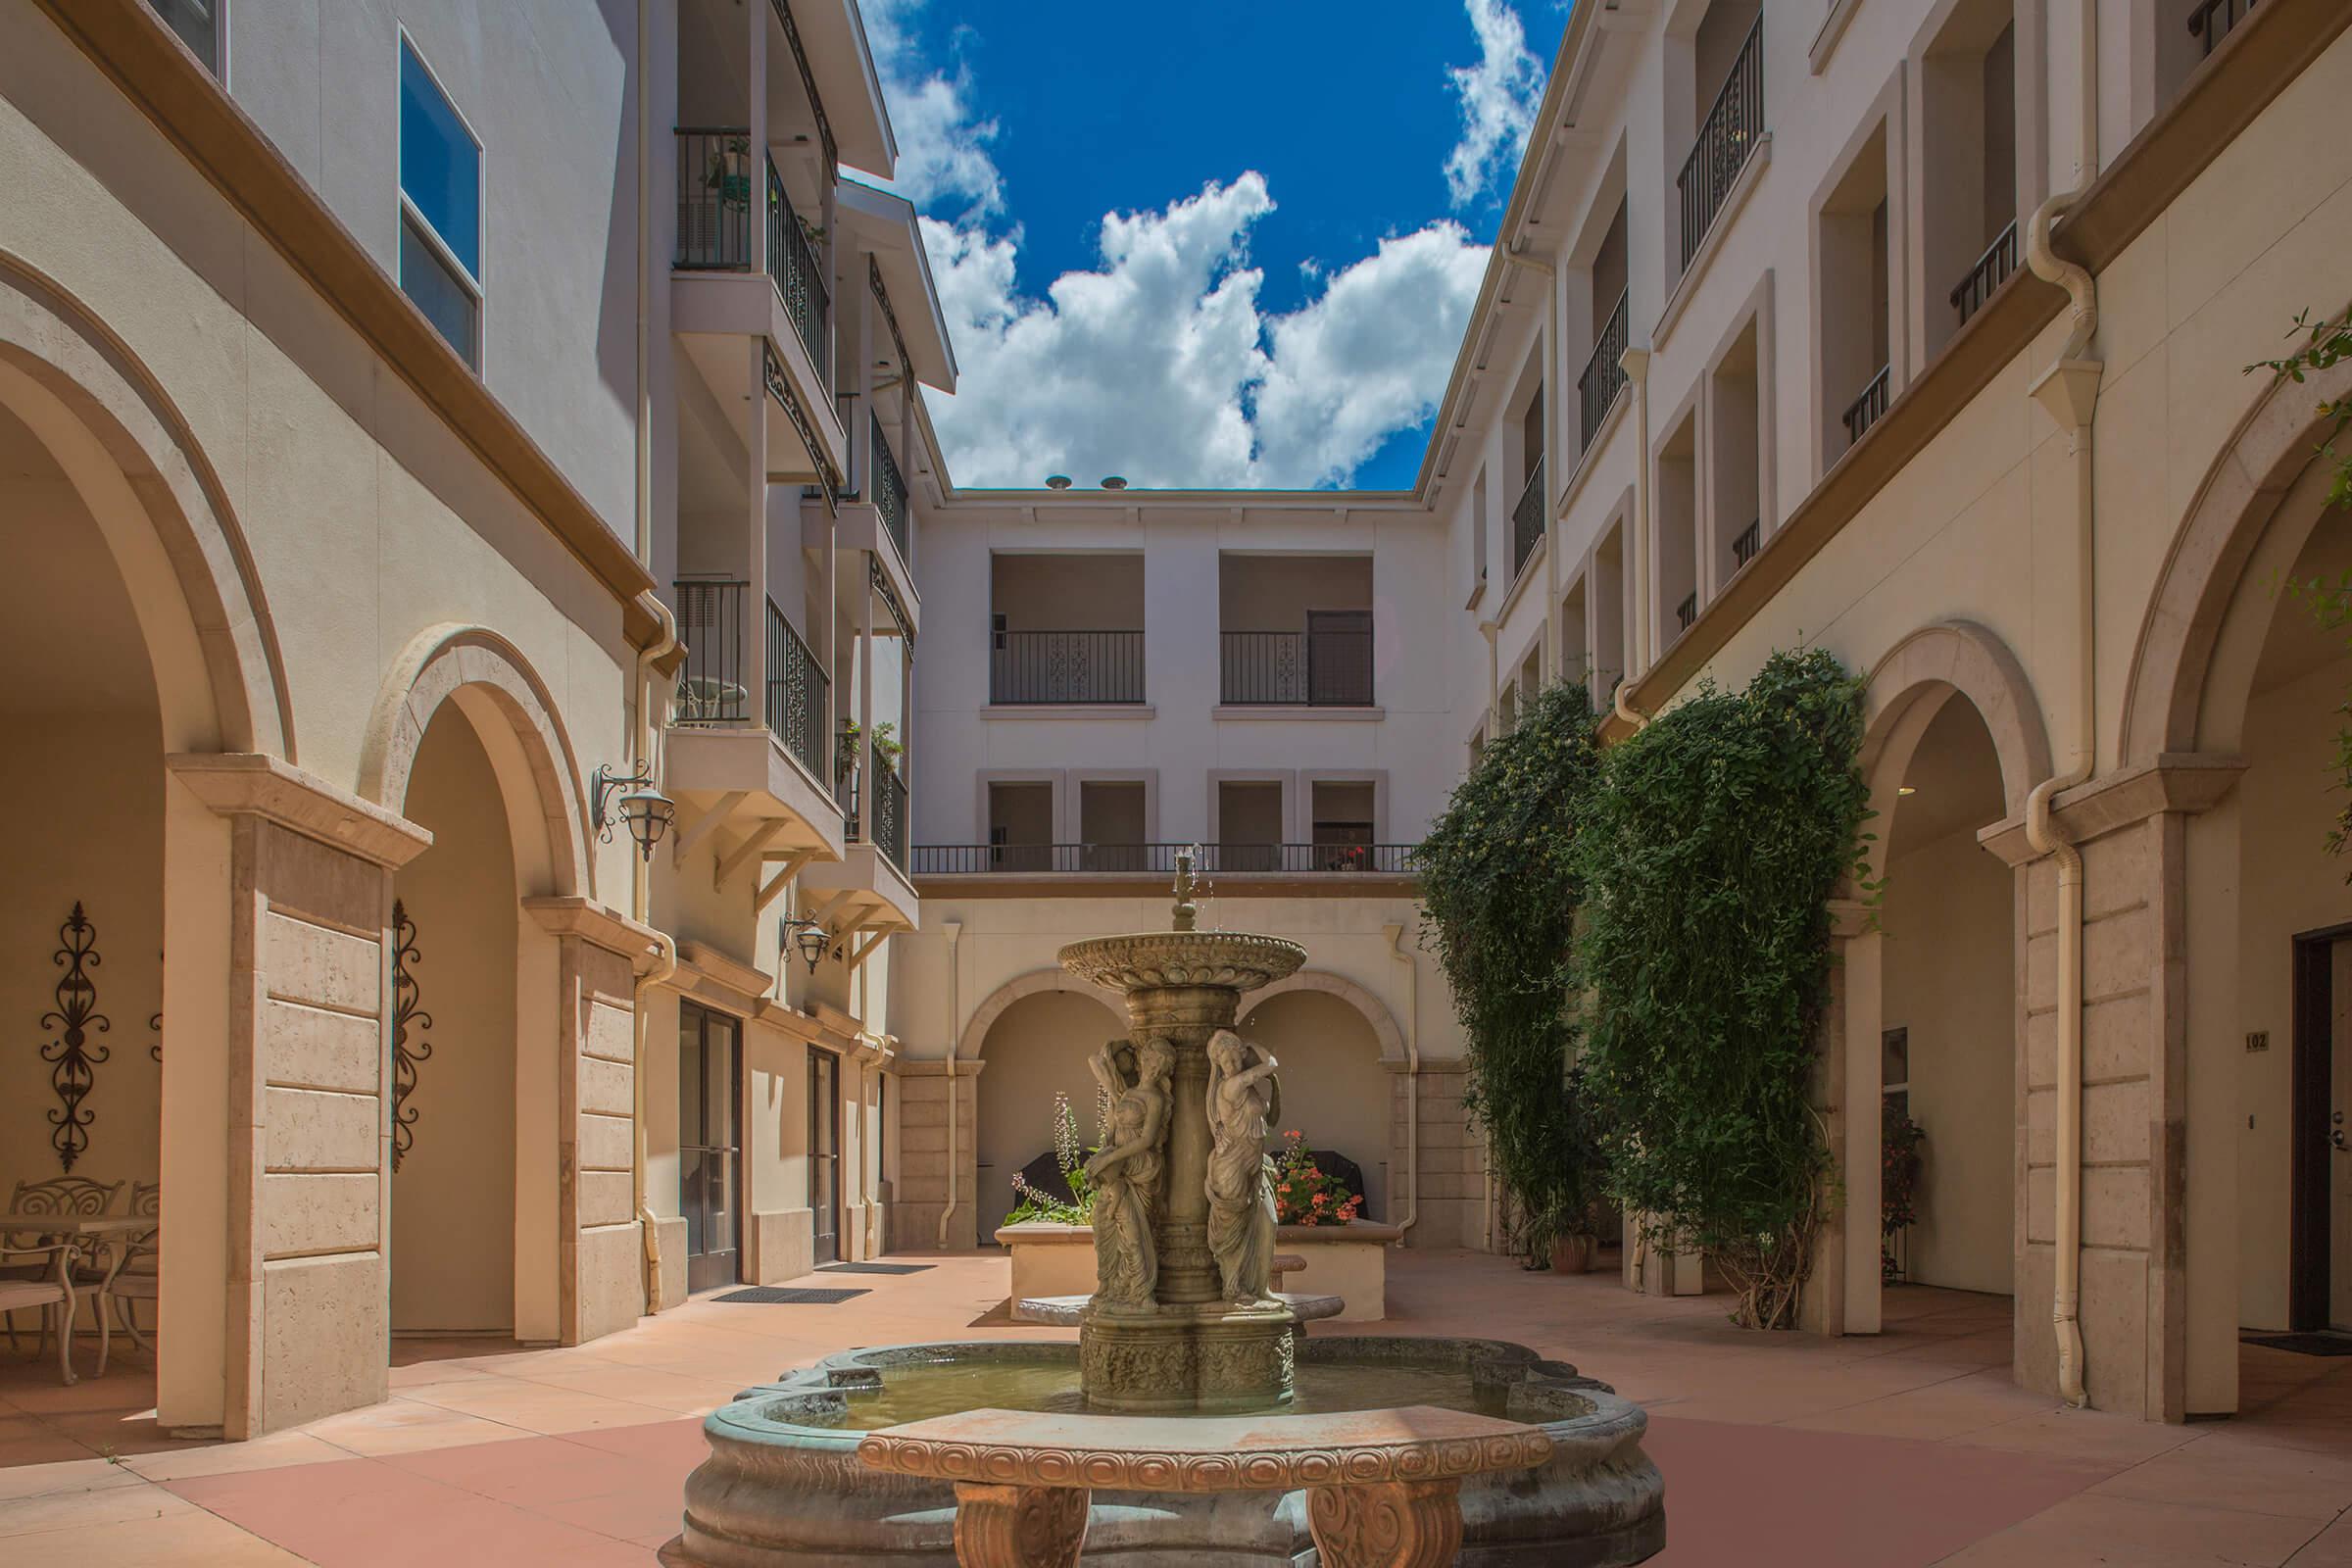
<box><xmin>147</xmin><ymin>0</ymin><xmax>224</xmax><ymax>78</ymax></box>
<box><xmin>399</xmin><ymin>37</ymin><xmax>482</xmax><ymax>368</ymax></box>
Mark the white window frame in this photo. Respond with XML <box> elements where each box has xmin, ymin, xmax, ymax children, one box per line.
<box><xmin>396</xmin><ymin>26</ymin><xmax>486</xmax><ymax>370</ymax></box>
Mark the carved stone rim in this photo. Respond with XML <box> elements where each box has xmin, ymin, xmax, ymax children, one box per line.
<box><xmin>854</xmin><ymin>1409</ymin><xmax>1553</xmax><ymax>1493</ymax></box>
<box><xmin>1056</xmin><ymin>930</ymin><xmax>1308</xmax><ymax>997</ymax></box>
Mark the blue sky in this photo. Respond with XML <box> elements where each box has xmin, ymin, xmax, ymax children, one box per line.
<box><xmin>858</xmin><ymin>0</ymin><xmax>1565</xmax><ymax>491</ymax></box>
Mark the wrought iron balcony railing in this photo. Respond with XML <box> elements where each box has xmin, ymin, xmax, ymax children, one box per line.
<box><xmin>870</xmin><ymin>414</ymin><xmax>909</xmax><ymax>564</ymax></box>
<box><xmin>1732</xmin><ymin>518</ymin><xmax>1762</xmax><ymax>570</ymax></box>
<box><xmin>2188</xmin><ymin>0</ymin><xmax>2256</xmax><ymax>57</ymax></box>
<box><xmin>990</xmin><ymin>630</ymin><xmax>1146</xmax><ymax>705</ymax></box>
<box><xmin>1511</xmin><ymin>458</ymin><xmax>1546</xmax><ymax>581</ymax></box>
<box><xmin>1220</xmin><ymin>614</ymin><xmax>1374</xmax><ymax>707</ymax></box>
<box><xmin>1949</xmin><ymin>220</ymin><xmax>2019</xmax><ymax>327</ymax></box>
<box><xmin>1675</xmin><ymin>591</ymin><xmax>1699</xmax><ymax>634</ymax></box>
<box><xmin>1841</xmin><ymin>365</ymin><xmax>1891</xmax><ymax>450</ymax></box>
<box><xmin>910</xmin><ymin>842</ymin><xmax>1420</xmax><ymax>877</ymax></box>
<box><xmin>868</xmin><ymin>758</ymin><xmax>907</xmax><ymax>872</ymax></box>
<box><xmin>1677</xmin><ymin>17</ymin><xmax>1764</xmax><ymax>273</ymax></box>
<box><xmin>1579</xmin><ymin>291</ymin><xmax>1631</xmax><ymax>449</ymax></box>
<box><xmin>676</xmin><ymin>129</ymin><xmax>756</xmax><ymax>270</ymax></box>
<box><xmin>673</xmin><ymin>578</ymin><xmax>751</xmax><ymax>722</ymax></box>
<box><xmin>769</xmin><ymin>158</ymin><xmax>830</xmax><ymax>377</ymax></box>
<box><xmin>766</xmin><ymin>597</ymin><xmax>829</xmax><ymax>780</ymax></box>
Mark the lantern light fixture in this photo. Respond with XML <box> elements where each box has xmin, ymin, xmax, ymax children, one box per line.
<box><xmin>592</xmin><ymin>762</ymin><xmax>675</xmax><ymax>860</ymax></box>
<box><xmin>780</xmin><ymin>913</ymin><xmax>833</xmax><ymax>974</ymax></box>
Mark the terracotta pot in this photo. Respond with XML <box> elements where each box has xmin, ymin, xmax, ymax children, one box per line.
<box><xmin>1549</xmin><ymin>1234</ymin><xmax>1596</xmax><ymax>1275</ymax></box>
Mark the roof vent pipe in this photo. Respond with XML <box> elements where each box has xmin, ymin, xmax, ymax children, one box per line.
<box><xmin>1045</xmin><ymin>475</ymin><xmax>1072</xmax><ymax>490</ymax></box>
<box><xmin>1101</xmin><ymin>476</ymin><xmax>1129</xmax><ymax>490</ymax></box>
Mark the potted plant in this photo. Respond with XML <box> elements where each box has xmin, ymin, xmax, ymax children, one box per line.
<box><xmin>1882</xmin><ymin>1100</ymin><xmax>1925</xmax><ymax>1283</ymax></box>
<box><xmin>704</xmin><ymin>135</ymin><xmax>752</xmax><ymax>212</ymax></box>
<box><xmin>1004</xmin><ymin>1093</ymin><xmax>1096</xmax><ymax>1227</ymax></box>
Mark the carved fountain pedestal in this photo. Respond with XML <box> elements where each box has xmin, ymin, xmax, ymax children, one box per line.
<box><xmin>1057</xmin><ymin>907</ymin><xmax>1305</xmax><ymax>1413</ymax></box>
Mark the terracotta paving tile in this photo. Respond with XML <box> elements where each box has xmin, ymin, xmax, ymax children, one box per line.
<box><xmin>297</xmin><ymin>1400</ymin><xmax>534</xmax><ymax>1458</ymax></box>
<box><xmin>0</xmin><ymin>1450</ymin><xmax>146</xmax><ymax>1501</ymax></box>
<box><xmin>2287</xmin><ymin>1514</ymin><xmax>2352</xmax><ymax>1566</ymax></box>
<box><xmin>1937</xmin><ymin>1492</ymin><xmax>2329</xmax><ymax>1567</ymax></box>
<box><xmin>21</xmin><ymin>1506</ymin><xmax>318</xmax><ymax>1565</ymax></box>
<box><xmin>383</xmin><ymin>1431</ymin><xmax>679</xmax><ymax>1507</ymax></box>
<box><xmin>1642</xmin><ymin>1414</ymin><xmax>2111</xmax><ymax>1566</ymax></box>
<box><xmin>2091</xmin><ymin>1438</ymin><xmax>2352</xmax><ymax>1522</ymax></box>
<box><xmin>126</xmin><ymin>1433</ymin><xmax>368</xmax><ymax>1483</ymax></box>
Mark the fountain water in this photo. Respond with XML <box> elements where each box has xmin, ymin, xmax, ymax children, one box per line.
<box><xmin>672</xmin><ymin>851</ymin><xmax>1666</xmax><ymax>1565</ymax></box>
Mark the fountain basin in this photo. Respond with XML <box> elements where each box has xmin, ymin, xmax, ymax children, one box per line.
<box><xmin>674</xmin><ymin>1337</ymin><xmax>1665</xmax><ymax>1566</ymax></box>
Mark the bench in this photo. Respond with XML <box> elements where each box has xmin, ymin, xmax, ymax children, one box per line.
<box><xmin>856</xmin><ymin>1403</ymin><xmax>1554</xmax><ymax>1568</ymax></box>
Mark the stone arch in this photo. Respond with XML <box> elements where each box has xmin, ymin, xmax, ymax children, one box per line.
<box><xmin>1240</xmin><ymin>969</ymin><xmax>1407</xmax><ymax>1065</ymax></box>
<box><xmin>2121</xmin><ymin>349</ymin><xmax>2352</xmax><ymax>764</ymax></box>
<box><xmin>359</xmin><ymin>623</ymin><xmax>594</xmax><ymax>901</ymax></box>
<box><xmin>0</xmin><ymin>252</ymin><xmax>291</xmax><ymax>758</ymax></box>
<box><xmin>1860</xmin><ymin>620</ymin><xmax>2052</xmax><ymax>821</ymax></box>
<box><xmin>960</xmin><ymin>967</ymin><xmax>1123</xmax><ymax>1061</ymax></box>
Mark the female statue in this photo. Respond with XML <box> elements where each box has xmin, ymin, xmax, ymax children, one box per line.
<box><xmin>1085</xmin><ymin>1035</ymin><xmax>1172</xmax><ymax>1308</ymax></box>
<box><xmin>1204</xmin><ymin>1029</ymin><xmax>1281</xmax><ymax>1304</ymax></box>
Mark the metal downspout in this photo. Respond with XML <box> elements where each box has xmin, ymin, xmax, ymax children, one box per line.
<box><xmin>1614</xmin><ymin>347</ymin><xmax>1653</xmax><ymax>729</ymax></box>
<box><xmin>1385</xmin><ymin>923</ymin><xmax>1421</xmax><ymax>1241</ymax></box>
<box><xmin>936</xmin><ymin>921</ymin><xmax>963</xmax><ymax>1248</ymax></box>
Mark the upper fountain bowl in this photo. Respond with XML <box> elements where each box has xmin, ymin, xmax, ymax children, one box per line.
<box><xmin>1056</xmin><ymin>929</ymin><xmax>1306</xmax><ymax>997</ymax></box>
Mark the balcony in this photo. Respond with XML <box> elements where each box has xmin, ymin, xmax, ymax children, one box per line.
<box><xmin>804</xmin><ymin>753</ymin><xmax>916</xmax><ymax>934</ymax></box>
<box><xmin>1732</xmin><ymin>519</ymin><xmax>1762</xmax><ymax>570</ymax></box>
<box><xmin>990</xmin><ymin>630</ymin><xmax>1146</xmax><ymax>705</ymax></box>
<box><xmin>1840</xmin><ymin>365</ymin><xmax>1892</xmax><ymax>450</ymax></box>
<box><xmin>1677</xmin><ymin>17</ymin><xmax>1764</xmax><ymax>273</ymax></box>
<box><xmin>664</xmin><ymin>578</ymin><xmax>845</xmax><ymax>877</ymax></box>
<box><xmin>770</xmin><ymin>162</ymin><xmax>830</xmax><ymax>378</ymax></box>
<box><xmin>1510</xmin><ymin>459</ymin><xmax>1546</xmax><ymax>582</ymax></box>
<box><xmin>1579</xmin><ymin>292</ymin><xmax>1631</xmax><ymax>450</ymax></box>
<box><xmin>1948</xmin><ymin>220</ymin><xmax>2019</xmax><ymax>328</ymax></box>
<box><xmin>910</xmin><ymin>842</ymin><xmax>1418</xmax><ymax>878</ymax></box>
<box><xmin>1221</xmin><ymin>617</ymin><xmax>1374</xmax><ymax>707</ymax></box>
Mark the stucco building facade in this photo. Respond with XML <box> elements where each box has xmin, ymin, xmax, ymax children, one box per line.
<box><xmin>1</xmin><ymin>0</ymin><xmax>2346</xmax><ymax>1446</ymax></box>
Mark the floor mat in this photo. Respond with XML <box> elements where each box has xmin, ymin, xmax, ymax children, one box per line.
<box><xmin>711</xmin><ymin>1286</ymin><xmax>868</xmax><ymax>1304</ymax></box>
<box><xmin>817</xmin><ymin>1262</ymin><xmax>935</xmax><ymax>1276</ymax></box>
<box><xmin>2242</xmin><ymin>1332</ymin><xmax>2352</xmax><ymax>1356</ymax></box>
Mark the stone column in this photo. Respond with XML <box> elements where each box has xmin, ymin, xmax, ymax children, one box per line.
<box><xmin>168</xmin><ymin>755</ymin><xmax>430</xmax><ymax>1439</ymax></box>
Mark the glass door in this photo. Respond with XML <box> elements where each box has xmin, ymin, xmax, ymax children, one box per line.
<box><xmin>678</xmin><ymin>1003</ymin><xmax>743</xmax><ymax>1295</ymax></box>
<box><xmin>809</xmin><ymin>1048</ymin><xmax>840</xmax><ymax>1265</ymax></box>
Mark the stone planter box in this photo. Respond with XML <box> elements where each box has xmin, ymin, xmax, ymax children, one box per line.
<box><xmin>996</xmin><ymin>1218</ymin><xmax>1399</xmax><ymax>1321</ymax></box>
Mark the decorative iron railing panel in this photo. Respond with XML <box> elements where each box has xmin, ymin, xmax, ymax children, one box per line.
<box><xmin>1841</xmin><ymin>365</ymin><xmax>1892</xmax><ymax>450</ymax></box>
<box><xmin>676</xmin><ymin>129</ymin><xmax>754</xmax><ymax>270</ymax></box>
<box><xmin>1732</xmin><ymin>518</ymin><xmax>1762</xmax><ymax>570</ymax></box>
<box><xmin>990</xmin><ymin>630</ymin><xmax>1146</xmax><ymax>704</ymax></box>
<box><xmin>1511</xmin><ymin>459</ymin><xmax>1546</xmax><ymax>581</ymax></box>
<box><xmin>871</xmin><ymin>414</ymin><xmax>909</xmax><ymax>564</ymax></box>
<box><xmin>909</xmin><ymin>843</ymin><xmax>1421</xmax><ymax>876</ymax></box>
<box><xmin>766</xmin><ymin>597</ymin><xmax>829</xmax><ymax>779</ymax></box>
<box><xmin>674</xmin><ymin>578</ymin><xmax>751</xmax><ymax>722</ymax></box>
<box><xmin>1676</xmin><ymin>17</ymin><xmax>1764</xmax><ymax>273</ymax></box>
<box><xmin>871</xmin><ymin>759</ymin><xmax>908</xmax><ymax>872</ymax></box>
<box><xmin>1220</xmin><ymin>615</ymin><xmax>1373</xmax><ymax>707</ymax></box>
<box><xmin>1676</xmin><ymin>591</ymin><xmax>1699</xmax><ymax>633</ymax></box>
<box><xmin>768</xmin><ymin>158</ymin><xmax>830</xmax><ymax>378</ymax></box>
<box><xmin>1949</xmin><ymin>220</ymin><xmax>2019</xmax><ymax>327</ymax></box>
<box><xmin>2188</xmin><ymin>0</ymin><xmax>2256</xmax><ymax>56</ymax></box>
<box><xmin>1579</xmin><ymin>291</ymin><xmax>1631</xmax><ymax>449</ymax></box>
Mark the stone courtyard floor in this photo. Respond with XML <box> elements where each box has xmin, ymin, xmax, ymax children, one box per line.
<box><xmin>1</xmin><ymin>1249</ymin><xmax>2347</xmax><ymax>1566</ymax></box>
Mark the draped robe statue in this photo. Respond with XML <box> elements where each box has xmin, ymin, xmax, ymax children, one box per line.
<box><xmin>1085</xmin><ymin>1036</ymin><xmax>1172</xmax><ymax>1308</ymax></box>
<box><xmin>1204</xmin><ymin>1029</ymin><xmax>1281</xmax><ymax>1304</ymax></box>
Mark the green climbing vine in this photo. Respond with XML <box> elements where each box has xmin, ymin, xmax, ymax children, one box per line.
<box><xmin>1414</xmin><ymin>681</ymin><xmax>1607</xmax><ymax>1264</ymax></box>
<box><xmin>1574</xmin><ymin>648</ymin><xmax>1871</xmax><ymax>1329</ymax></box>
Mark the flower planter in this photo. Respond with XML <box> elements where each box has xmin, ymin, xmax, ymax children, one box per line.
<box><xmin>996</xmin><ymin>1219</ymin><xmax>1399</xmax><ymax>1321</ymax></box>
<box><xmin>1549</xmin><ymin>1234</ymin><xmax>1598</xmax><ymax>1275</ymax></box>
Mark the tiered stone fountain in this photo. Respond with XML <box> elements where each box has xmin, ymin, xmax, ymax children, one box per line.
<box><xmin>672</xmin><ymin>854</ymin><xmax>1665</xmax><ymax>1566</ymax></box>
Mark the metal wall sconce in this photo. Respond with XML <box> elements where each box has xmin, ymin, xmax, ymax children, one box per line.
<box><xmin>780</xmin><ymin>914</ymin><xmax>832</xmax><ymax>973</ymax></box>
<box><xmin>592</xmin><ymin>762</ymin><xmax>675</xmax><ymax>860</ymax></box>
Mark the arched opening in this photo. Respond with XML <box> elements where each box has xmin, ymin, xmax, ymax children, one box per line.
<box><xmin>387</xmin><ymin>709</ymin><xmax>521</xmax><ymax>1337</ymax></box>
<box><xmin>0</xmin><ymin>396</ymin><xmax>170</xmax><ymax>1387</ymax></box>
<box><xmin>1237</xmin><ymin>989</ymin><xmax>1393</xmax><ymax>1221</ymax></box>
<box><xmin>974</xmin><ymin>989</ymin><xmax>1124</xmax><ymax>1246</ymax></box>
<box><xmin>1879</xmin><ymin>696</ymin><xmax>2015</xmax><ymax>1303</ymax></box>
<box><xmin>2186</xmin><ymin>466</ymin><xmax>2352</xmax><ymax>1354</ymax></box>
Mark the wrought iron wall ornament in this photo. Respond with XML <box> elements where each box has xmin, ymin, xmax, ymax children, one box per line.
<box><xmin>39</xmin><ymin>903</ymin><xmax>112</xmax><ymax>1171</ymax></box>
<box><xmin>389</xmin><ymin>899</ymin><xmax>434</xmax><ymax>1173</ymax></box>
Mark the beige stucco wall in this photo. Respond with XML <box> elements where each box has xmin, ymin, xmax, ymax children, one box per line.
<box><xmin>1236</xmin><ymin>989</ymin><xmax>1394</xmax><ymax>1221</ymax></box>
<box><xmin>389</xmin><ymin>712</ymin><xmax>519</xmax><ymax>1335</ymax></box>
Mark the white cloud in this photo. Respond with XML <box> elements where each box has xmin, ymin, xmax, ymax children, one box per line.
<box><xmin>1442</xmin><ymin>0</ymin><xmax>1546</xmax><ymax>209</ymax></box>
<box><xmin>856</xmin><ymin>0</ymin><xmax>1003</xmax><ymax>217</ymax></box>
<box><xmin>922</xmin><ymin>178</ymin><xmax>1489</xmax><ymax>490</ymax></box>
<box><xmin>861</xmin><ymin>2</ymin><xmax>1494</xmax><ymax>489</ymax></box>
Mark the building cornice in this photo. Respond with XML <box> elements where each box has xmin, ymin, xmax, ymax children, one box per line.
<box><xmin>32</xmin><ymin>0</ymin><xmax>664</xmax><ymax>648</ymax></box>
